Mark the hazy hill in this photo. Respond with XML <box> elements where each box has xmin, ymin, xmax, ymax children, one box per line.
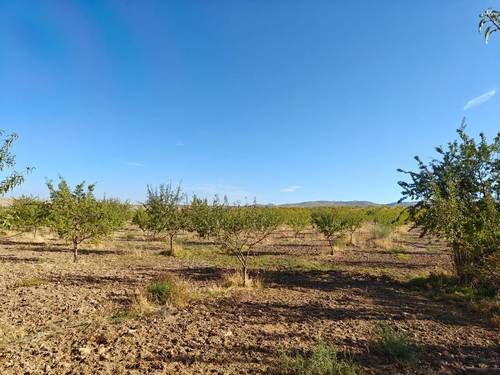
<box><xmin>277</xmin><ymin>200</ymin><xmax>412</xmax><ymax>208</ymax></box>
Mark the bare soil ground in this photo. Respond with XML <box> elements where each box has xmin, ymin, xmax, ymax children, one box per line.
<box><xmin>0</xmin><ymin>228</ymin><xmax>498</xmax><ymax>374</ymax></box>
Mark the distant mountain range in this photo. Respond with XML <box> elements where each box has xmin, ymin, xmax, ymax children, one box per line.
<box><xmin>275</xmin><ymin>200</ymin><xmax>413</xmax><ymax>208</ymax></box>
<box><xmin>0</xmin><ymin>197</ymin><xmax>413</xmax><ymax>208</ymax></box>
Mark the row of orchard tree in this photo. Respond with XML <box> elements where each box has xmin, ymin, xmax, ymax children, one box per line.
<box><xmin>0</xmin><ymin>123</ymin><xmax>498</xmax><ymax>288</ymax></box>
<box><xmin>131</xmin><ymin>185</ymin><xmax>409</xmax><ymax>285</ymax></box>
<box><xmin>0</xmin><ymin>180</ymin><xmax>132</xmax><ymax>262</ymax></box>
<box><xmin>0</xmin><ymin>178</ymin><xmax>407</xmax><ymax>286</ymax></box>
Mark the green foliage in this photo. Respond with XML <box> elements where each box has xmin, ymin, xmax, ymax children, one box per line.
<box><xmin>0</xmin><ymin>207</ymin><xmax>15</xmax><ymax>231</ymax></box>
<box><xmin>101</xmin><ymin>198</ymin><xmax>132</xmax><ymax>229</ymax></box>
<box><xmin>398</xmin><ymin>124</ymin><xmax>499</xmax><ymax>279</ymax></box>
<box><xmin>372</xmin><ymin>224</ymin><xmax>392</xmax><ymax>240</ymax></box>
<box><xmin>336</xmin><ymin>208</ymin><xmax>366</xmax><ymax>245</ymax></box>
<box><xmin>142</xmin><ymin>183</ymin><xmax>187</xmax><ymax>255</ymax></box>
<box><xmin>9</xmin><ymin>196</ymin><xmax>49</xmax><ymax>237</ymax></box>
<box><xmin>218</xmin><ymin>205</ymin><xmax>280</xmax><ymax>286</ymax></box>
<box><xmin>132</xmin><ymin>207</ymin><xmax>155</xmax><ymax>239</ymax></box>
<box><xmin>270</xmin><ymin>342</ymin><xmax>361</xmax><ymax>375</ymax></box>
<box><xmin>311</xmin><ymin>209</ymin><xmax>348</xmax><ymax>255</ymax></box>
<box><xmin>365</xmin><ymin>207</ymin><xmax>406</xmax><ymax>227</ymax></box>
<box><xmin>479</xmin><ymin>8</ymin><xmax>500</xmax><ymax>43</ymax></box>
<box><xmin>187</xmin><ymin>194</ymin><xmax>226</xmax><ymax>240</ymax></box>
<box><xmin>0</xmin><ymin>130</ymin><xmax>32</xmax><ymax>196</ymax></box>
<box><xmin>46</xmin><ymin>177</ymin><xmax>123</xmax><ymax>262</ymax></box>
<box><xmin>285</xmin><ymin>208</ymin><xmax>312</xmax><ymax>238</ymax></box>
<box><xmin>375</xmin><ymin>323</ymin><xmax>419</xmax><ymax>366</ymax></box>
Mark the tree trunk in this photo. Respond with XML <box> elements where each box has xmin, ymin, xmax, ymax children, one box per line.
<box><xmin>242</xmin><ymin>265</ymin><xmax>249</xmax><ymax>287</ymax></box>
<box><xmin>328</xmin><ymin>238</ymin><xmax>335</xmax><ymax>256</ymax></box>
<box><xmin>73</xmin><ymin>241</ymin><xmax>78</xmax><ymax>262</ymax></box>
<box><xmin>453</xmin><ymin>242</ymin><xmax>471</xmax><ymax>281</ymax></box>
<box><xmin>169</xmin><ymin>234</ymin><xmax>175</xmax><ymax>256</ymax></box>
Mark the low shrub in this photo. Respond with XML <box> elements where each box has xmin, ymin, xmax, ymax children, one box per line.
<box><xmin>270</xmin><ymin>342</ymin><xmax>361</xmax><ymax>375</ymax></box>
<box><xmin>374</xmin><ymin>323</ymin><xmax>419</xmax><ymax>366</ymax></box>
<box><xmin>145</xmin><ymin>274</ymin><xmax>192</xmax><ymax>307</ymax></box>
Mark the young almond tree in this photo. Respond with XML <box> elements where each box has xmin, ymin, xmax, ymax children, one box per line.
<box><xmin>218</xmin><ymin>205</ymin><xmax>280</xmax><ymax>286</ymax></box>
<box><xmin>188</xmin><ymin>194</ymin><xmax>226</xmax><ymax>241</ymax></box>
<box><xmin>286</xmin><ymin>208</ymin><xmax>311</xmax><ymax>239</ymax></box>
<box><xmin>47</xmin><ymin>178</ymin><xmax>121</xmax><ymax>262</ymax></box>
<box><xmin>311</xmin><ymin>208</ymin><xmax>348</xmax><ymax>255</ymax></box>
<box><xmin>10</xmin><ymin>196</ymin><xmax>49</xmax><ymax>238</ymax></box>
<box><xmin>143</xmin><ymin>183</ymin><xmax>187</xmax><ymax>255</ymax></box>
<box><xmin>338</xmin><ymin>208</ymin><xmax>366</xmax><ymax>246</ymax></box>
<box><xmin>132</xmin><ymin>207</ymin><xmax>158</xmax><ymax>240</ymax></box>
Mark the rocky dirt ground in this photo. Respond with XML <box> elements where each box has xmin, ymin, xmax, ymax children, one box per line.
<box><xmin>0</xmin><ymin>228</ymin><xmax>498</xmax><ymax>374</ymax></box>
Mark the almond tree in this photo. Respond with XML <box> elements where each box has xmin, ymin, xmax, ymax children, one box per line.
<box><xmin>188</xmin><ymin>194</ymin><xmax>226</xmax><ymax>241</ymax></box>
<box><xmin>338</xmin><ymin>208</ymin><xmax>365</xmax><ymax>246</ymax></box>
<box><xmin>218</xmin><ymin>205</ymin><xmax>280</xmax><ymax>286</ymax></box>
<box><xmin>398</xmin><ymin>124</ymin><xmax>499</xmax><ymax>279</ymax></box>
<box><xmin>47</xmin><ymin>178</ymin><xmax>121</xmax><ymax>262</ymax></box>
<box><xmin>132</xmin><ymin>207</ymin><xmax>158</xmax><ymax>240</ymax></box>
<box><xmin>311</xmin><ymin>208</ymin><xmax>348</xmax><ymax>255</ymax></box>
<box><xmin>10</xmin><ymin>196</ymin><xmax>49</xmax><ymax>238</ymax></box>
<box><xmin>142</xmin><ymin>183</ymin><xmax>187</xmax><ymax>255</ymax></box>
<box><xmin>286</xmin><ymin>208</ymin><xmax>311</xmax><ymax>238</ymax></box>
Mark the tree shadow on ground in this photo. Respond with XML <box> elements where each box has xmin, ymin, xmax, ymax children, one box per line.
<box><xmin>258</xmin><ymin>269</ymin><xmax>492</xmax><ymax>329</ymax></box>
<box><xmin>0</xmin><ymin>242</ymin><xmax>122</xmax><ymax>257</ymax></box>
<box><xmin>332</xmin><ymin>259</ymin><xmax>425</xmax><ymax>269</ymax></box>
<box><xmin>45</xmin><ymin>273</ymin><xmax>138</xmax><ymax>286</ymax></box>
<box><xmin>170</xmin><ymin>266</ymin><xmax>228</xmax><ymax>282</ymax></box>
<box><xmin>0</xmin><ymin>254</ymin><xmax>49</xmax><ymax>264</ymax></box>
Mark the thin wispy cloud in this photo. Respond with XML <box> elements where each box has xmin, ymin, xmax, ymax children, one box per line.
<box><xmin>280</xmin><ymin>185</ymin><xmax>301</xmax><ymax>193</ymax></box>
<box><xmin>464</xmin><ymin>89</ymin><xmax>496</xmax><ymax>110</ymax></box>
<box><xmin>176</xmin><ymin>140</ymin><xmax>185</xmax><ymax>147</ymax></box>
<box><xmin>122</xmin><ymin>161</ymin><xmax>144</xmax><ymax>167</ymax></box>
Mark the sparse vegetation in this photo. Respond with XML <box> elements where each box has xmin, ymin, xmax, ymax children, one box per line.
<box><xmin>144</xmin><ymin>274</ymin><xmax>193</xmax><ymax>307</ymax></box>
<box><xmin>15</xmin><ymin>277</ymin><xmax>47</xmax><ymax>287</ymax></box>
<box><xmin>374</xmin><ymin>323</ymin><xmax>419</xmax><ymax>366</ymax></box>
<box><xmin>407</xmin><ymin>272</ymin><xmax>499</xmax><ymax>325</ymax></box>
<box><xmin>270</xmin><ymin>342</ymin><xmax>362</xmax><ymax>375</ymax></box>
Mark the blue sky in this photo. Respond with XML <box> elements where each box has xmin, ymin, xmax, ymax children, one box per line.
<box><xmin>1</xmin><ymin>1</ymin><xmax>499</xmax><ymax>204</ymax></box>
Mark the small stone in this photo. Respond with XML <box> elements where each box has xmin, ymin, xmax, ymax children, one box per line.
<box><xmin>78</xmin><ymin>347</ymin><xmax>92</xmax><ymax>356</ymax></box>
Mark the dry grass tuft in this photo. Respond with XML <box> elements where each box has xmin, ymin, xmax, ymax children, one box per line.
<box><xmin>15</xmin><ymin>277</ymin><xmax>47</xmax><ymax>288</ymax></box>
<box><xmin>221</xmin><ymin>272</ymin><xmax>264</xmax><ymax>289</ymax></box>
<box><xmin>144</xmin><ymin>273</ymin><xmax>194</xmax><ymax>307</ymax></box>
